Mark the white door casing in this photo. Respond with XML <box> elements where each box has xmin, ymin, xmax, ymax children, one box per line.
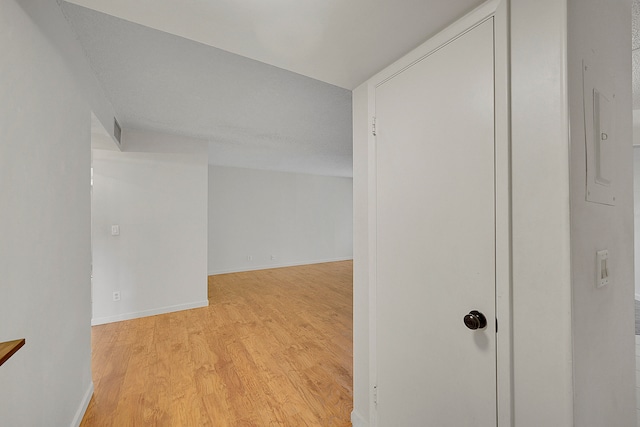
<box><xmin>367</xmin><ymin>1</ymin><xmax>511</xmax><ymax>425</ymax></box>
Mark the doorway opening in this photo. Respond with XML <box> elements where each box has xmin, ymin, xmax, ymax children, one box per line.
<box><xmin>89</xmin><ymin>112</ymin><xmax>120</xmax><ymax>323</ymax></box>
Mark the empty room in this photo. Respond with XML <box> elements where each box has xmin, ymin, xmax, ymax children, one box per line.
<box><xmin>1</xmin><ymin>0</ymin><xmax>638</xmax><ymax>426</ymax></box>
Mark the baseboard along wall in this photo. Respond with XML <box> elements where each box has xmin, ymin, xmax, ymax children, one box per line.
<box><xmin>71</xmin><ymin>382</ymin><xmax>94</xmax><ymax>427</ymax></box>
<box><xmin>208</xmin><ymin>257</ymin><xmax>353</xmax><ymax>276</ymax></box>
<box><xmin>91</xmin><ymin>300</ymin><xmax>209</xmax><ymax>326</ymax></box>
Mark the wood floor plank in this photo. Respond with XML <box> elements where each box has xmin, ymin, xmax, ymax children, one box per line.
<box><xmin>81</xmin><ymin>261</ymin><xmax>353</xmax><ymax>426</ymax></box>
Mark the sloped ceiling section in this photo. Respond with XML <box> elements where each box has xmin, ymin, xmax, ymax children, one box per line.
<box><xmin>63</xmin><ymin>0</ymin><xmax>484</xmax><ymax>89</ymax></box>
<box><xmin>62</xmin><ymin>2</ymin><xmax>353</xmax><ymax>177</ymax></box>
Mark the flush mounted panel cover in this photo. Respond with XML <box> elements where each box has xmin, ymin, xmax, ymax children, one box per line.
<box><xmin>583</xmin><ymin>59</ymin><xmax>616</xmax><ymax>206</ymax></box>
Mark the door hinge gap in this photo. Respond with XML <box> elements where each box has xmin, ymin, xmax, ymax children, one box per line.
<box><xmin>372</xmin><ymin>117</ymin><xmax>377</xmax><ymax>136</ymax></box>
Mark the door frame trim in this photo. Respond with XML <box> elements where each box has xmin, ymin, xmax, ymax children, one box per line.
<box><xmin>365</xmin><ymin>1</ymin><xmax>511</xmax><ymax>425</ymax></box>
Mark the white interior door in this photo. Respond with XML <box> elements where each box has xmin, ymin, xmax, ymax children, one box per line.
<box><xmin>375</xmin><ymin>19</ymin><xmax>496</xmax><ymax>426</ymax></box>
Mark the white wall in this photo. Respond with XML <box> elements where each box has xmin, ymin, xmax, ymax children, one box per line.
<box><xmin>0</xmin><ymin>1</ymin><xmax>94</xmax><ymax>425</ymax></box>
<box><xmin>633</xmin><ymin>110</ymin><xmax>640</xmax><ymax>145</ymax></box>
<box><xmin>351</xmin><ymin>84</ymin><xmax>370</xmax><ymax>427</ymax></box>
<box><xmin>91</xmin><ymin>130</ymin><xmax>209</xmax><ymax>325</ymax></box>
<box><xmin>208</xmin><ymin>166</ymin><xmax>352</xmax><ymax>275</ymax></box>
<box><xmin>567</xmin><ymin>0</ymin><xmax>636</xmax><ymax>424</ymax></box>
<box><xmin>352</xmin><ymin>1</ymin><xmax>635</xmax><ymax>426</ymax></box>
<box><xmin>510</xmin><ymin>0</ymin><xmax>575</xmax><ymax>424</ymax></box>
<box><xmin>635</xmin><ymin>116</ymin><xmax>640</xmax><ymax>299</ymax></box>
<box><xmin>635</xmin><ymin>148</ymin><xmax>640</xmax><ymax>299</ymax></box>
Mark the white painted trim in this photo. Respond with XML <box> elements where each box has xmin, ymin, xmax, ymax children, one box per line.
<box><xmin>367</xmin><ymin>0</ymin><xmax>501</xmax><ymax>88</ymax></box>
<box><xmin>493</xmin><ymin>1</ymin><xmax>513</xmax><ymax>425</ymax></box>
<box><xmin>91</xmin><ymin>300</ymin><xmax>209</xmax><ymax>325</ymax></box>
<box><xmin>207</xmin><ymin>257</ymin><xmax>353</xmax><ymax>276</ymax></box>
<box><xmin>351</xmin><ymin>409</ymin><xmax>369</xmax><ymax>427</ymax></box>
<box><xmin>366</xmin><ymin>78</ymin><xmax>378</xmax><ymax>427</ymax></box>
<box><xmin>70</xmin><ymin>382</ymin><xmax>94</xmax><ymax>427</ymax></box>
<box><xmin>365</xmin><ymin>1</ymin><xmax>509</xmax><ymax>426</ymax></box>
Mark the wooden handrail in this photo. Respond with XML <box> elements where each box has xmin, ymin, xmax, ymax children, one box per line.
<box><xmin>0</xmin><ymin>339</ymin><xmax>25</xmax><ymax>366</ymax></box>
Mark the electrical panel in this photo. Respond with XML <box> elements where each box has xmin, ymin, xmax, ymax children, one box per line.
<box><xmin>583</xmin><ymin>59</ymin><xmax>616</xmax><ymax>206</ymax></box>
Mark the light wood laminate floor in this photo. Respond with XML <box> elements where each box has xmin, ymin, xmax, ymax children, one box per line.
<box><xmin>81</xmin><ymin>261</ymin><xmax>353</xmax><ymax>426</ymax></box>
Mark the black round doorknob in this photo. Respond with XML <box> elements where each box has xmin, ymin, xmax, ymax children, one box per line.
<box><xmin>464</xmin><ymin>310</ymin><xmax>487</xmax><ymax>330</ymax></box>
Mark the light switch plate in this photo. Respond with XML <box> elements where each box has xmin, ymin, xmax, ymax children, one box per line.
<box><xmin>111</xmin><ymin>225</ymin><xmax>120</xmax><ymax>236</ymax></box>
<box><xmin>596</xmin><ymin>249</ymin><xmax>610</xmax><ymax>288</ymax></box>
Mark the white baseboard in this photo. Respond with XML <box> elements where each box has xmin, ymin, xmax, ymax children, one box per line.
<box><xmin>71</xmin><ymin>381</ymin><xmax>93</xmax><ymax>427</ymax></box>
<box><xmin>91</xmin><ymin>300</ymin><xmax>209</xmax><ymax>326</ymax></box>
<box><xmin>208</xmin><ymin>257</ymin><xmax>353</xmax><ymax>276</ymax></box>
<box><xmin>351</xmin><ymin>410</ymin><xmax>368</xmax><ymax>427</ymax></box>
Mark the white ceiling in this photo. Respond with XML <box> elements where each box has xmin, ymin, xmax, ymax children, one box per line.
<box><xmin>64</xmin><ymin>0</ymin><xmax>640</xmax><ymax>171</ymax></box>
<box><xmin>63</xmin><ymin>0</ymin><xmax>483</xmax><ymax>90</ymax></box>
<box><xmin>62</xmin><ymin>2</ymin><xmax>353</xmax><ymax>176</ymax></box>
<box><xmin>61</xmin><ymin>0</ymin><xmax>484</xmax><ymax>176</ymax></box>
